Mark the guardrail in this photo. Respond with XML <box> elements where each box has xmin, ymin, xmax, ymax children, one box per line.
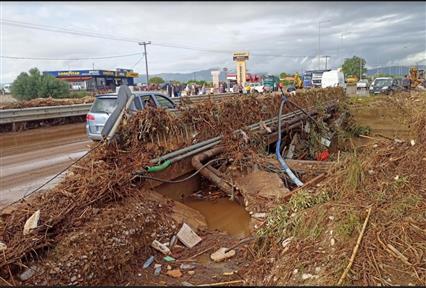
<box><xmin>0</xmin><ymin>93</ymin><xmax>240</xmax><ymax>125</ymax></box>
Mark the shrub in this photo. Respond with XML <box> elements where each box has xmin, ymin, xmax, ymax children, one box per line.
<box><xmin>11</xmin><ymin>68</ymin><xmax>69</xmax><ymax>100</ymax></box>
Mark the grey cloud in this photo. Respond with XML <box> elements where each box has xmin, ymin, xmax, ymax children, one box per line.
<box><xmin>1</xmin><ymin>1</ymin><xmax>425</xmax><ymax>83</ymax></box>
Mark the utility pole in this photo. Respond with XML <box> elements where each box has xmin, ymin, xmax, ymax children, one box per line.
<box><xmin>138</xmin><ymin>41</ymin><xmax>151</xmax><ymax>85</ymax></box>
<box><xmin>92</xmin><ymin>63</ymin><xmax>95</xmax><ymax>70</ymax></box>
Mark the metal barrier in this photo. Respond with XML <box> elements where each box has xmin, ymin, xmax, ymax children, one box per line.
<box><xmin>0</xmin><ymin>93</ymin><xmax>240</xmax><ymax>125</ymax></box>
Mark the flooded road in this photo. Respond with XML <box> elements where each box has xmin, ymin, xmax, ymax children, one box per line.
<box><xmin>0</xmin><ymin>123</ymin><xmax>89</xmax><ymax>206</ymax></box>
<box><xmin>184</xmin><ymin>197</ymin><xmax>251</xmax><ymax>237</ymax></box>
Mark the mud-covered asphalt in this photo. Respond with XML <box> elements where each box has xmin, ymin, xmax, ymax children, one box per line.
<box><xmin>0</xmin><ymin>123</ymin><xmax>89</xmax><ymax>206</ymax></box>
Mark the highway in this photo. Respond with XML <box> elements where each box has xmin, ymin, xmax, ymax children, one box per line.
<box><xmin>0</xmin><ymin>123</ymin><xmax>89</xmax><ymax>206</ymax></box>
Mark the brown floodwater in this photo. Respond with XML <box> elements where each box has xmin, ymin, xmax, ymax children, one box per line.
<box><xmin>183</xmin><ymin>197</ymin><xmax>251</xmax><ymax>238</ymax></box>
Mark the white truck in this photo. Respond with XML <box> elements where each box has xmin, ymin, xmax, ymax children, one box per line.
<box><xmin>321</xmin><ymin>69</ymin><xmax>346</xmax><ymax>89</ymax></box>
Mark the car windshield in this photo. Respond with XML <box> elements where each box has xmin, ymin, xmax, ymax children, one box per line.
<box><xmin>90</xmin><ymin>97</ymin><xmax>117</xmax><ymax>114</ymax></box>
<box><xmin>373</xmin><ymin>79</ymin><xmax>392</xmax><ymax>87</ymax></box>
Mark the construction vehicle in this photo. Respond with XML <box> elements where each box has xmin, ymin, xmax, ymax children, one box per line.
<box><xmin>346</xmin><ymin>75</ymin><xmax>359</xmax><ymax>86</ymax></box>
<box><xmin>408</xmin><ymin>67</ymin><xmax>425</xmax><ymax>89</ymax></box>
<box><xmin>280</xmin><ymin>73</ymin><xmax>303</xmax><ymax>89</ymax></box>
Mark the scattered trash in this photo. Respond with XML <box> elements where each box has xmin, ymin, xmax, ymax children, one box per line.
<box><xmin>18</xmin><ymin>265</ymin><xmax>38</xmax><ymax>281</ymax></box>
<box><xmin>252</xmin><ymin>212</ymin><xmax>267</xmax><ymax>219</ymax></box>
<box><xmin>210</xmin><ymin>247</ymin><xmax>236</xmax><ymax>262</ymax></box>
<box><xmin>394</xmin><ymin>175</ymin><xmax>400</xmax><ymax>181</ymax></box>
<box><xmin>373</xmin><ymin>144</ymin><xmax>378</xmax><ymax>148</ymax></box>
<box><xmin>167</xmin><ymin>265</ymin><xmax>172</xmax><ymax>270</ymax></box>
<box><xmin>179</xmin><ymin>263</ymin><xmax>196</xmax><ymax>270</ymax></box>
<box><xmin>410</xmin><ymin>139</ymin><xmax>415</xmax><ymax>146</ymax></box>
<box><xmin>320</xmin><ymin>137</ymin><xmax>331</xmax><ymax>147</ymax></box>
<box><xmin>330</xmin><ymin>238</ymin><xmax>336</xmax><ymax>246</ymax></box>
<box><xmin>188</xmin><ymin>271</ymin><xmax>195</xmax><ymax>276</ymax></box>
<box><xmin>169</xmin><ymin>235</ymin><xmax>177</xmax><ymax>249</ymax></box>
<box><xmin>368</xmin><ymin>170</ymin><xmax>374</xmax><ymax>175</ymax></box>
<box><xmin>166</xmin><ymin>269</ymin><xmax>183</xmax><ymax>278</ymax></box>
<box><xmin>152</xmin><ymin>240</ymin><xmax>171</xmax><ymax>255</ymax></box>
<box><xmin>154</xmin><ymin>265</ymin><xmax>162</xmax><ymax>276</ymax></box>
<box><xmin>301</xmin><ymin>273</ymin><xmax>319</xmax><ymax>280</ymax></box>
<box><xmin>316</xmin><ymin>150</ymin><xmax>330</xmax><ymax>161</ymax></box>
<box><xmin>394</xmin><ymin>138</ymin><xmax>404</xmax><ymax>144</ymax></box>
<box><xmin>304</xmin><ymin>121</ymin><xmax>311</xmax><ymax>133</ymax></box>
<box><xmin>23</xmin><ymin>210</ymin><xmax>40</xmax><ymax>235</ymax></box>
<box><xmin>163</xmin><ymin>256</ymin><xmax>175</xmax><ymax>262</ymax></box>
<box><xmin>328</xmin><ymin>216</ymin><xmax>335</xmax><ymax>221</ymax></box>
<box><xmin>143</xmin><ymin>256</ymin><xmax>155</xmax><ymax>269</ymax></box>
<box><xmin>0</xmin><ymin>241</ymin><xmax>7</xmax><ymax>252</ymax></box>
<box><xmin>182</xmin><ymin>281</ymin><xmax>194</xmax><ymax>286</ymax></box>
<box><xmin>223</xmin><ymin>271</ymin><xmax>234</xmax><ymax>276</ymax></box>
<box><xmin>177</xmin><ymin>223</ymin><xmax>202</xmax><ymax>248</ymax></box>
<box><xmin>281</xmin><ymin>236</ymin><xmax>293</xmax><ymax>248</ymax></box>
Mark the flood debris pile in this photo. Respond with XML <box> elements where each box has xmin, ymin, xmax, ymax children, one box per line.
<box><xmin>246</xmin><ymin>92</ymin><xmax>426</xmax><ymax>286</ymax></box>
<box><xmin>0</xmin><ymin>96</ymin><xmax>94</xmax><ymax>109</ymax></box>
<box><xmin>0</xmin><ymin>88</ymin><xmax>344</xmax><ymax>285</ymax></box>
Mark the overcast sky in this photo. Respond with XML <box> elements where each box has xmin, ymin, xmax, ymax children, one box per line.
<box><xmin>1</xmin><ymin>1</ymin><xmax>425</xmax><ymax>83</ymax></box>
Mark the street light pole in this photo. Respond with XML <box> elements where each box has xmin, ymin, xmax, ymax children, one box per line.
<box><xmin>324</xmin><ymin>56</ymin><xmax>330</xmax><ymax>70</ymax></box>
<box><xmin>138</xmin><ymin>41</ymin><xmax>151</xmax><ymax>85</ymax></box>
<box><xmin>318</xmin><ymin>20</ymin><xmax>331</xmax><ymax>70</ymax></box>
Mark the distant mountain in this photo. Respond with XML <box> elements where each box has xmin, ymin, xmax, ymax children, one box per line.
<box><xmin>366</xmin><ymin>65</ymin><xmax>425</xmax><ymax>76</ymax></box>
<box><xmin>135</xmin><ymin>68</ymin><xmax>229</xmax><ymax>83</ymax></box>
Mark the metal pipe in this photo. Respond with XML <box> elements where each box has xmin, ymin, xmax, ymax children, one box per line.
<box><xmin>191</xmin><ymin>147</ymin><xmax>234</xmax><ymax>195</ymax></box>
<box><xmin>149</xmin><ymin>101</ymin><xmax>337</xmax><ymax>164</ymax></box>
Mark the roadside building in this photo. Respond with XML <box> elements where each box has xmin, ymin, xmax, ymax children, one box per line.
<box><xmin>43</xmin><ymin>68</ymin><xmax>139</xmax><ymax>91</ymax></box>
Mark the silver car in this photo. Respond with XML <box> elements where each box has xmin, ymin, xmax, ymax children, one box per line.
<box><xmin>86</xmin><ymin>92</ymin><xmax>176</xmax><ymax>141</ymax></box>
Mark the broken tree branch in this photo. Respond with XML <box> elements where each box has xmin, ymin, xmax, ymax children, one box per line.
<box><xmin>337</xmin><ymin>206</ymin><xmax>372</xmax><ymax>285</ymax></box>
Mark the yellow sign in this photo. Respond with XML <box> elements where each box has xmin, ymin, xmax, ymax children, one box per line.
<box><xmin>126</xmin><ymin>72</ymin><xmax>139</xmax><ymax>78</ymax></box>
<box><xmin>58</xmin><ymin>71</ymin><xmax>80</xmax><ymax>76</ymax></box>
<box><xmin>233</xmin><ymin>51</ymin><xmax>249</xmax><ymax>61</ymax></box>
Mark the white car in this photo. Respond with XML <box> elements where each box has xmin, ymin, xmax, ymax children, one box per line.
<box><xmin>248</xmin><ymin>82</ymin><xmax>265</xmax><ymax>93</ymax></box>
<box><xmin>356</xmin><ymin>79</ymin><xmax>369</xmax><ymax>90</ymax></box>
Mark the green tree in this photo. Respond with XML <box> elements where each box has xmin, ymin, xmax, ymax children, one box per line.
<box><xmin>149</xmin><ymin>76</ymin><xmax>165</xmax><ymax>84</ymax></box>
<box><xmin>279</xmin><ymin>72</ymin><xmax>288</xmax><ymax>80</ymax></box>
<box><xmin>11</xmin><ymin>68</ymin><xmax>69</xmax><ymax>100</ymax></box>
<box><xmin>342</xmin><ymin>56</ymin><xmax>367</xmax><ymax>79</ymax></box>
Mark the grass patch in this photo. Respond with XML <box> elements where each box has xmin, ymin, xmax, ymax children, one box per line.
<box><xmin>335</xmin><ymin>209</ymin><xmax>361</xmax><ymax>239</ymax></box>
<box><xmin>388</xmin><ymin>194</ymin><xmax>422</xmax><ymax>219</ymax></box>
<box><xmin>343</xmin><ymin>154</ymin><xmax>364</xmax><ymax>192</ymax></box>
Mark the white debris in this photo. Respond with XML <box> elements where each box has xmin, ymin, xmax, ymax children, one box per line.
<box><xmin>394</xmin><ymin>175</ymin><xmax>400</xmax><ymax>181</ymax></box>
<box><xmin>373</xmin><ymin>144</ymin><xmax>378</xmax><ymax>148</ymax></box>
<box><xmin>301</xmin><ymin>273</ymin><xmax>319</xmax><ymax>280</ymax></box>
<box><xmin>151</xmin><ymin>240</ymin><xmax>171</xmax><ymax>255</ymax></box>
<box><xmin>177</xmin><ymin>223</ymin><xmax>202</xmax><ymax>249</ymax></box>
<box><xmin>330</xmin><ymin>238</ymin><xmax>336</xmax><ymax>246</ymax></box>
<box><xmin>315</xmin><ymin>267</ymin><xmax>321</xmax><ymax>273</ymax></box>
<box><xmin>293</xmin><ymin>269</ymin><xmax>298</xmax><ymax>275</ymax></box>
<box><xmin>281</xmin><ymin>236</ymin><xmax>293</xmax><ymax>248</ymax></box>
<box><xmin>410</xmin><ymin>139</ymin><xmax>415</xmax><ymax>146</ymax></box>
<box><xmin>253</xmin><ymin>212</ymin><xmax>267</xmax><ymax>219</ymax></box>
<box><xmin>0</xmin><ymin>241</ymin><xmax>7</xmax><ymax>252</ymax></box>
<box><xmin>19</xmin><ymin>265</ymin><xmax>38</xmax><ymax>281</ymax></box>
<box><xmin>368</xmin><ymin>170</ymin><xmax>375</xmax><ymax>175</ymax></box>
<box><xmin>210</xmin><ymin>247</ymin><xmax>236</xmax><ymax>262</ymax></box>
<box><xmin>328</xmin><ymin>216</ymin><xmax>335</xmax><ymax>221</ymax></box>
<box><xmin>23</xmin><ymin>210</ymin><xmax>40</xmax><ymax>235</ymax></box>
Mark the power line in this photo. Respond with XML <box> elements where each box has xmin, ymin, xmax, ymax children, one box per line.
<box><xmin>1</xmin><ymin>18</ymin><xmax>317</xmax><ymax>59</ymax></box>
<box><xmin>0</xmin><ymin>52</ymin><xmax>143</xmax><ymax>61</ymax></box>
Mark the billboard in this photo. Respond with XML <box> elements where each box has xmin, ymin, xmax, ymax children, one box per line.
<box><xmin>233</xmin><ymin>51</ymin><xmax>249</xmax><ymax>61</ymax></box>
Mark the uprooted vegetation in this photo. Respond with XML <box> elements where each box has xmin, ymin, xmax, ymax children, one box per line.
<box><xmin>246</xmin><ymin>91</ymin><xmax>426</xmax><ymax>286</ymax></box>
<box><xmin>2</xmin><ymin>89</ymin><xmax>424</xmax><ymax>286</ymax></box>
<box><xmin>0</xmin><ymin>88</ymin><xmax>345</xmax><ymax>285</ymax></box>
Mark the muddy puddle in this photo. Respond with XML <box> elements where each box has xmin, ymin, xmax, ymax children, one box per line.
<box><xmin>183</xmin><ymin>197</ymin><xmax>251</xmax><ymax>238</ymax></box>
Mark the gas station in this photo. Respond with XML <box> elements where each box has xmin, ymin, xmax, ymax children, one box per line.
<box><xmin>43</xmin><ymin>68</ymin><xmax>139</xmax><ymax>91</ymax></box>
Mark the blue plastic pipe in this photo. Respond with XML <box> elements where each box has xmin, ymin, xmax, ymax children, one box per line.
<box><xmin>275</xmin><ymin>95</ymin><xmax>304</xmax><ymax>187</ymax></box>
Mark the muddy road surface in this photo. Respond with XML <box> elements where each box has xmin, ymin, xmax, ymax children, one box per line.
<box><xmin>0</xmin><ymin>123</ymin><xmax>89</xmax><ymax>206</ymax></box>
